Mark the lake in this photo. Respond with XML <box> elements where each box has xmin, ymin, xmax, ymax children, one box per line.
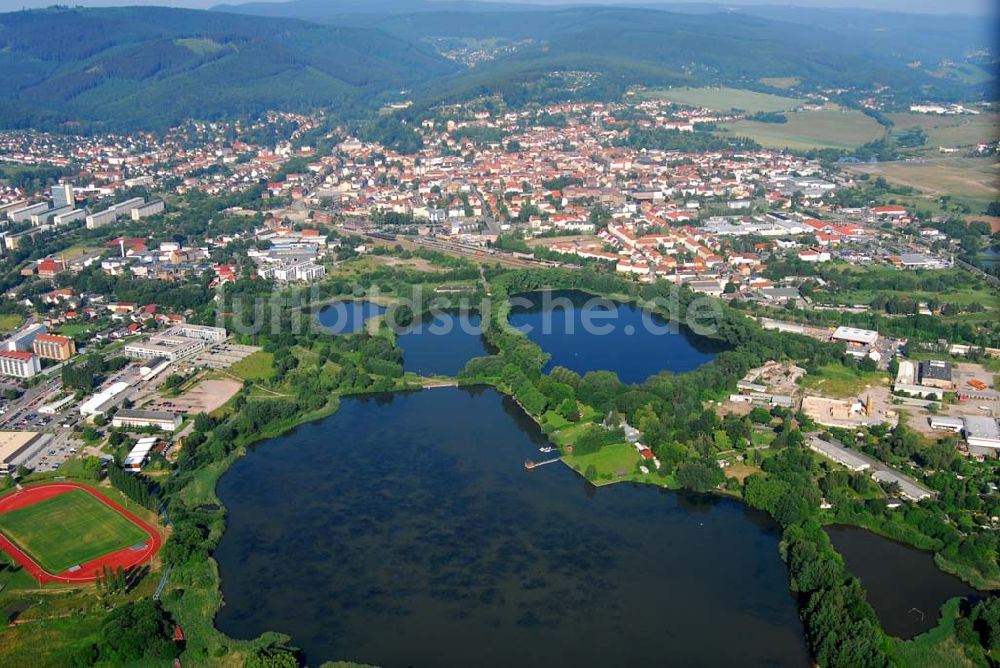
<box><xmin>395</xmin><ymin>311</ymin><xmax>490</xmax><ymax>377</ymax></box>
<box><xmin>507</xmin><ymin>290</ymin><xmax>725</xmax><ymax>384</ymax></box>
<box><xmin>317</xmin><ymin>302</ymin><xmax>489</xmax><ymax>376</ymax></box>
<box><xmin>316</xmin><ymin>300</ymin><xmax>386</xmax><ymax>334</ymax></box>
<box><xmin>214</xmin><ymin>387</ymin><xmax>809</xmax><ymax>667</ymax></box>
<box><xmin>825</xmin><ymin>524</ymin><xmax>980</xmax><ymax>638</ymax></box>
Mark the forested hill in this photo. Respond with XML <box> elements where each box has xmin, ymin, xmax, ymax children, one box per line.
<box><xmin>0</xmin><ymin>7</ymin><xmax>457</xmax><ymax>131</ymax></box>
<box><xmin>377</xmin><ymin>7</ymin><xmax>954</xmax><ymax>106</ymax></box>
<box><xmin>218</xmin><ymin>2</ymin><xmax>976</xmax><ymax>104</ymax></box>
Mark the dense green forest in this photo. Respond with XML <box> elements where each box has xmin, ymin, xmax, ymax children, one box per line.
<box><xmin>0</xmin><ymin>7</ymin><xmax>456</xmax><ymax>131</ymax></box>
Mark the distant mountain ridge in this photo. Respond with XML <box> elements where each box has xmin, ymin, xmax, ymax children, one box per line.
<box><xmin>214</xmin><ymin>1</ymin><xmax>992</xmax><ymax>102</ymax></box>
<box><xmin>212</xmin><ymin>0</ymin><xmax>996</xmax><ymax>18</ymax></box>
<box><xmin>346</xmin><ymin>7</ymin><xmax>965</xmax><ymax>104</ymax></box>
<box><xmin>0</xmin><ymin>6</ymin><xmax>457</xmax><ymax>131</ymax></box>
<box><xmin>211</xmin><ymin>0</ymin><xmax>543</xmax><ymax>19</ymax></box>
<box><xmin>0</xmin><ymin>3</ymin><xmax>990</xmax><ymax>133</ymax></box>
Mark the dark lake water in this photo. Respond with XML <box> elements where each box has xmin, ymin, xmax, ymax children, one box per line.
<box><xmin>507</xmin><ymin>290</ymin><xmax>726</xmax><ymax>384</ymax></box>
<box><xmin>316</xmin><ymin>300</ymin><xmax>386</xmax><ymax>334</ymax></box>
<box><xmin>214</xmin><ymin>387</ymin><xmax>809</xmax><ymax>667</ymax></box>
<box><xmin>395</xmin><ymin>312</ymin><xmax>490</xmax><ymax>377</ymax></box>
<box><xmin>825</xmin><ymin>524</ymin><xmax>980</xmax><ymax>639</ymax></box>
<box><xmin>316</xmin><ymin>303</ymin><xmax>488</xmax><ymax>376</ymax></box>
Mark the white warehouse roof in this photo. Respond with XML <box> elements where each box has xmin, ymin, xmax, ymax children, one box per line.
<box><xmin>78</xmin><ymin>381</ymin><xmax>130</xmax><ymax>416</ymax></box>
<box><xmin>832</xmin><ymin>326</ymin><xmax>879</xmax><ymax>345</ymax></box>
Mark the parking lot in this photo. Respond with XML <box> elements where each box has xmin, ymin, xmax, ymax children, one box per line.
<box><xmin>191</xmin><ymin>343</ymin><xmax>260</xmax><ymax>369</ymax></box>
<box><xmin>7</xmin><ymin>431</ymin><xmax>82</xmax><ymax>474</ymax></box>
<box><xmin>143</xmin><ymin>378</ymin><xmax>242</xmax><ymax>414</ymax></box>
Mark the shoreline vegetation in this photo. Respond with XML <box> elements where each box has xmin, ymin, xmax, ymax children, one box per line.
<box><xmin>2</xmin><ymin>265</ymin><xmax>997</xmax><ymax>667</ymax></box>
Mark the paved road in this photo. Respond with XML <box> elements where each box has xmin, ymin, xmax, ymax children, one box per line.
<box><xmin>470</xmin><ymin>184</ymin><xmax>502</xmax><ymax>236</ymax></box>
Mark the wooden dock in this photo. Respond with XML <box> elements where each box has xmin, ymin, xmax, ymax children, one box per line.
<box><xmin>524</xmin><ymin>458</ymin><xmax>560</xmax><ymax>470</ymax></box>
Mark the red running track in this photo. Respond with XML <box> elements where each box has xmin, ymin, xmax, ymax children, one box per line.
<box><xmin>0</xmin><ymin>482</ymin><xmax>162</xmax><ymax>585</ymax></box>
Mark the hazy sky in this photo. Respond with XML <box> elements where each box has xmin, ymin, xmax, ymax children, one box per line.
<box><xmin>0</xmin><ymin>0</ymin><xmax>991</xmax><ymax>14</ymax></box>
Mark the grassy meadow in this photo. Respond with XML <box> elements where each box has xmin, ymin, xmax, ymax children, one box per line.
<box><xmin>719</xmin><ymin>105</ymin><xmax>884</xmax><ymax>150</ymax></box>
<box><xmin>846</xmin><ymin>157</ymin><xmax>999</xmax><ymax>211</ymax></box>
<box><xmin>638</xmin><ymin>86</ymin><xmax>803</xmax><ymax>112</ymax></box>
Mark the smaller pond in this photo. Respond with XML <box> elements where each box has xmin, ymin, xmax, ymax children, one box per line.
<box><xmin>825</xmin><ymin>525</ymin><xmax>980</xmax><ymax>639</ymax></box>
<box><xmin>980</xmin><ymin>247</ymin><xmax>999</xmax><ymax>268</ymax></box>
<box><xmin>395</xmin><ymin>311</ymin><xmax>490</xmax><ymax>377</ymax></box>
<box><xmin>316</xmin><ymin>300</ymin><xmax>386</xmax><ymax>334</ymax></box>
<box><xmin>507</xmin><ymin>290</ymin><xmax>726</xmax><ymax>385</ymax></box>
<box><xmin>316</xmin><ymin>302</ymin><xmax>489</xmax><ymax>376</ymax></box>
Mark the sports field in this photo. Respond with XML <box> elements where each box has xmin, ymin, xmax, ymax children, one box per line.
<box><xmin>0</xmin><ymin>488</ymin><xmax>148</xmax><ymax>574</ymax></box>
<box><xmin>637</xmin><ymin>86</ymin><xmax>802</xmax><ymax>112</ymax></box>
<box><xmin>719</xmin><ymin>106</ymin><xmax>884</xmax><ymax>150</ymax></box>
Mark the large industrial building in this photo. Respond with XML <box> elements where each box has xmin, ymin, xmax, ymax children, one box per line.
<box><xmin>112</xmin><ymin>409</ymin><xmax>182</xmax><ymax>432</ymax></box>
<box><xmin>79</xmin><ymin>381</ymin><xmax>131</xmax><ymax>417</ymax></box>
<box><xmin>964</xmin><ymin>416</ymin><xmax>1000</xmax><ymax>453</ymax></box>
<box><xmin>124</xmin><ymin>324</ymin><xmax>227</xmax><ymax>361</ymax></box>
<box><xmin>0</xmin><ymin>431</ymin><xmax>44</xmax><ymax>475</ymax></box>
<box><xmin>166</xmin><ymin>324</ymin><xmax>227</xmax><ymax>342</ymax></box>
<box><xmin>918</xmin><ymin>360</ymin><xmax>954</xmax><ymax>390</ymax></box>
<box><xmin>124</xmin><ymin>335</ymin><xmax>206</xmax><ymax>362</ymax></box>
<box><xmin>831</xmin><ymin>326</ymin><xmax>879</xmax><ymax>346</ymax></box>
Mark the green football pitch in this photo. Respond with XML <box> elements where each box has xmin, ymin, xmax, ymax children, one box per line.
<box><xmin>0</xmin><ymin>489</ymin><xmax>148</xmax><ymax>574</ymax></box>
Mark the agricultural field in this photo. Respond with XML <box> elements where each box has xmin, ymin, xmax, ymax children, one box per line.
<box><xmin>0</xmin><ymin>488</ymin><xmax>148</xmax><ymax>573</ymax></box>
<box><xmin>637</xmin><ymin>86</ymin><xmax>802</xmax><ymax>112</ymax></box>
<box><xmin>718</xmin><ymin>105</ymin><xmax>884</xmax><ymax>150</ymax></box>
<box><xmin>886</xmin><ymin>112</ymin><xmax>1000</xmax><ymax>149</ymax></box>
<box><xmin>845</xmin><ymin>157</ymin><xmax>999</xmax><ymax>203</ymax></box>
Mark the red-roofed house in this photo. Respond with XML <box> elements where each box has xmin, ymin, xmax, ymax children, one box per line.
<box><xmin>872</xmin><ymin>205</ymin><xmax>907</xmax><ymax>218</ymax></box>
<box><xmin>37</xmin><ymin>259</ymin><xmax>66</xmax><ymax>278</ymax></box>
